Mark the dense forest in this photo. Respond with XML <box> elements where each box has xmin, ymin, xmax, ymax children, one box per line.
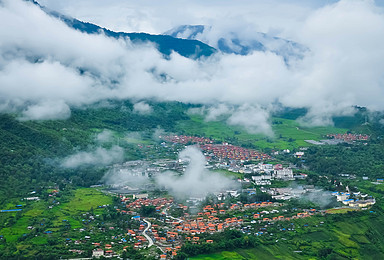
<box><xmin>0</xmin><ymin>100</ymin><xmax>191</xmax><ymax>202</ymax></box>
<box><xmin>303</xmin><ymin>120</ymin><xmax>384</xmax><ymax>179</ymax></box>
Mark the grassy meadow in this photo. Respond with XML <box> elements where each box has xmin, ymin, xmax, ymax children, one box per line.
<box><xmin>176</xmin><ymin>115</ymin><xmax>348</xmax><ymax>150</ymax></box>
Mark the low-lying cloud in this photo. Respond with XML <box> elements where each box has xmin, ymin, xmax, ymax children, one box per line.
<box><xmin>19</xmin><ymin>100</ymin><xmax>71</xmax><ymax>121</ymax></box>
<box><xmin>61</xmin><ymin>145</ymin><xmax>124</xmax><ymax>168</ymax></box>
<box><xmin>133</xmin><ymin>101</ymin><xmax>153</xmax><ymax>115</ymax></box>
<box><xmin>1</xmin><ymin>0</ymin><xmax>384</xmax><ymax>132</ymax></box>
<box><xmin>155</xmin><ymin>146</ymin><xmax>239</xmax><ymax>199</ymax></box>
<box><xmin>95</xmin><ymin>129</ymin><xmax>114</xmax><ymax>143</ymax></box>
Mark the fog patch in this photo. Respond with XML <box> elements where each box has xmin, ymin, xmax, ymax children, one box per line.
<box><xmin>155</xmin><ymin>146</ymin><xmax>239</xmax><ymax>199</ymax></box>
<box><xmin>102</xmin><ymin>168</ymin><xmax>150</xmax><ymax>187</ymax></box>
<box><xmin>187</xmin><ymin>106</ymin><xmax>205</xmax><ymax>116</ymax></box>
<box><xmin>301</xmin><ymin>190</ymin><xmax>335</xmax><ymax>209</ymax></box>
<box><xmin>133</xmin><ymin>101</ymin><xmax>153</xmax><ymax>115</ymax></box>
<box><xmin>227</xmin><ymin>105</ymin><xmax>273</xmax><ymax>136</ymax></box>
<box><xmin>205</xmin><ymin>104</ymin><xmax>233</xmax><ymax>121</ymax></box>
<box><xmin>96</xmin><ymin>129</ymin><xmax>114</xmax><ymax>143</ymax></box>
<box><xmin>19</xmin><ymin>100</ymin><xmax>70</xmax><ymax>121</ymax></box>
<box><xmin>152</xmin><ymin>127</ymin><xmax>166</xmax><ymax>142</ymax></box>
<box><xmin>297</xmin><ymin>106</ymin><xmax>357</xmax><ymax>127</ymax></box>
<box><xmin>289</xmin><ymin>183</ymin><xmax>336</xmax><ymax>209</ymax></box>
<box><xmin>61</xmin><ymin>145</ymin><xmax>124</xmax><ymax>168</ymax></box>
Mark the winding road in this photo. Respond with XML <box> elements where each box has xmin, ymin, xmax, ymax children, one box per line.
<box><xmin>143</xmin><ymin>218</ymin><xmax>154</xmax><ymax>247</ymax></box>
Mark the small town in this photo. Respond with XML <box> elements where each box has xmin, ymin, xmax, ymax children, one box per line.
<box><xmin>75</xmin><ymin>134</ymin><xmax>378</xmax><ymax>259</ymax></box>
<box><xmin>1</xmin><ymin>133</ymin><xmax>381</xmax><ymax>260</ymax></box>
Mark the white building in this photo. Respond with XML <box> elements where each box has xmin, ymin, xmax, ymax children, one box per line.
<box><xmin>274</xmin><ymin>168</ymin><xmax>294</xmax><ymax>180</ymax></box>
<box><xmin>92</xmin><ymin>249</ymin><xmax>104</xmax><ymax>258</ymax></box>
<box><xmin>336</xmin><ymin>193</ymin><xmax>350</xmax><ymax>202</ymax></box>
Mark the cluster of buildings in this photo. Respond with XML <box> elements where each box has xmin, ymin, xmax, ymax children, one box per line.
<box><xmin>162</xmin><ymin>134</ymin><xmax>270</xmax><ymax>162</ymax></box>
<box><xmin>332</xmin><ymin>191</ymin><xmax>376</xmax><ymax>208</ymax></box>
<box><xmin>249</xmin><ymin>163</ymin><xmax>306</xmax><ymax>185</ymax></box>
<box><xmin>200</xmin><ymin>143</ymin><xmax>271</xmax><ymax>161</ymax></box>
<box><xmin>162</xmin><ymin>135</ymin><xmax>214</xmax><ymax>145</ymax></box>
<box><xmin>327</xmin><ymin>133</ymin><xmax>370</xmax><ymax>142</ymax></box>
<box><xmin>122</xmin><ymin>197</ymin><xmax>174</xmax><ymax>214</ymax></box>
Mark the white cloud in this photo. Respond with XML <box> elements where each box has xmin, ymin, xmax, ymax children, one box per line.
<box><xmin>227</xmin><ymin>105</ymin><xmax>273</xmax><ymax>136</ymax></box>
<box><xmin>19</xmin><ymin>100</ymin><xmax>71</xmax><ymax>121</ymax></box>
<box><xmin>96</xmin><ymin>129</ymin><xmax>114</xmax><ymax>143</ymax></box>
<box><xmin>1</xmin><ymin>0</ymin><xmax>384</xmax><ymax>131</ymax></box>
<box><xmin>133</xmin><ymin>101</ymin><xmax>152</xmax><ymax>115</ymax></box>
<box><xmin>155</xmin><ymin>146</ymin><xmax>238</xmax><ymax>199</ymax></box>
<box><xmin>61</xmin><ymin>145</ymin><xmax>124</xmax><ymax>168</ymax></box>
<box><xmin>205</xmin><ymin>104</ymin><xmax>233</xmax><ymax>121</ymax></box>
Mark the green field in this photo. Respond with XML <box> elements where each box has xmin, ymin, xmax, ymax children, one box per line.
<box><xmin>191</xmin><ymin>244</ymin><xmax>310</xmax><ymax>260</ymax></box>
<box><xmin>176</xmin><ymin>115</ymin><xmax>348</xmax><ymax>150</ymax></box>
<box><xmin>0</xmin><ymin>188</ymin><xmax>112</xmax><ymax>242</ymax></box>
<box><xmin>326</xmin><ymin>208</ymin><xmax>359</xmax><ymax>214</ymax></box>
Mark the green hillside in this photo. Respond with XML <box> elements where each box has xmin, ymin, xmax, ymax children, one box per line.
<box><xmin>176</xmin><ymin>115</ymin><xmax>349</xmax><ymax>150</ymax></box>
<box><xmin>189</xmin><ymin>199</ymin><xmax>384</xmax><ymax>259</ymax></box>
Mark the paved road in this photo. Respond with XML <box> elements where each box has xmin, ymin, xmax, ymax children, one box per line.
<box><xmin>162</xmin><ymin>209</ymin><xmax>183</xmax><ymax>223</ymax></box>
<box><xmin>143</xmin><ymin>218</ymin><xmax>154</xmax><ymax>247</ymax></box>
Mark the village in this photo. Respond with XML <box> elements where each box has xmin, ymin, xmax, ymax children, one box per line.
<box><xmin>1</xmin><ymin>134</ymin><xmax>379</xmax><ymax>260</ymax></box>
<box><xmin>89</xmin><ymin>184</ymin><xmax>376</xmax><ymax>259</ymax></box>
<box><xmin>84</xmin><ymin>135</ymin><xmax>378</xmax><ymax>259</ymax></box>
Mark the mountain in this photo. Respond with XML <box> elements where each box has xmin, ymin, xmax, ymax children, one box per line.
<box><xmin>31</xmin><ymin>1</ymin><xmax>216</xmax><ymax>59</ymax></box>
<box><xmin>165</xmin><ymin>25</ymin><xmax>308</xmax><ymax>61</ymax></box>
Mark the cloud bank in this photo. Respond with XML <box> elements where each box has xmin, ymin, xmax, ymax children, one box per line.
<box><xmin>1</xmin><ymin>0</ymin><xmax>384</xmax><ymax>133</ymax></box>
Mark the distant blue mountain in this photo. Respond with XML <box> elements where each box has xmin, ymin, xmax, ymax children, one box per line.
<box><xmin>165</xmin><ymin>25</ymin><xmax>308</xmax><ymax>60</ymax></box>
<box><xmin>31</xmin><ymin>1</ymin><xmax>216</xmax><ymax>59</ymax></box>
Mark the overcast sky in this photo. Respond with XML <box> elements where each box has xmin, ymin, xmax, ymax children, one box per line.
<box><xmin>1</xmin><ymin>0</ymin><xmax>384</xmax><ymax>134</ymax></box>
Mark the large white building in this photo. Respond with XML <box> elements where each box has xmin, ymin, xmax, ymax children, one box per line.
<box><xmin>274</xmin><ymin>168</ymin><xmax>294</xmax><ymax>180</ymax></box>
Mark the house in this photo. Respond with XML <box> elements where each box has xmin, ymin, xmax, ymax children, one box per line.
<box><xmin>134</xmin><ymin>193</ymin><xmax>149</xmax><ymax>199</ymax></box>
<box><xmin>24</xmin><ymin>197</ymin><xmax>40</xmax><ymax>201</ymax></box>
<box><xmin>358</xmin><ymin>199</ymin><xmax>376</xmax><ymax>207</ymax></box>
<box><xmin>342</xmin><ymin>199</ymin><xmax>354</xmax><ymax>205</ymax></box>
<box><xmin>92</xmin><ymin>248</ymin><xmax>104</xmax><ymax>258</ymax></box>
<box><xmin>336</xmin><ymin>193</ymin><xmax>349</xmax><ymax>202</ymax></box>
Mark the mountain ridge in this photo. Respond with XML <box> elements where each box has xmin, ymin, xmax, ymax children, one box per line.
<box><xmin>30</xmin><ymin>0</ymin><xmax>216</xmax><ymax>59</ymax></box>
<box><xmin>165</xmin><ymin>24</ymin><xmax>308</xmax><ymax>61</ymax></box>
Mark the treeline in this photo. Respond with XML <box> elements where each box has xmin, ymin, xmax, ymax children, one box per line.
<box><xmin>177</xmin><ymin>229</ymin><xmax>260</xmax><ymax>259</ymax></box>
<box><xmin>304</xmin><ymin>142</ymin><xmax>384</xmax><ymax>178</ymax></box>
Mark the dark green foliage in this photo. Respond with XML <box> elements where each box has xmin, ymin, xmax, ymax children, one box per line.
<box><xmin>304</xmin><ymin>143</ymin><xmax>384</xmax><ymax>178</ymax></box>
<box><xmin>139</xmin><ymin>205</ymin><xmax>157</xmax><ymax>217</ymax></box>
<box><xmin>0</xmin><ymin>100</ymin><xmax>190</xmax><ymax>202</ymax></box>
